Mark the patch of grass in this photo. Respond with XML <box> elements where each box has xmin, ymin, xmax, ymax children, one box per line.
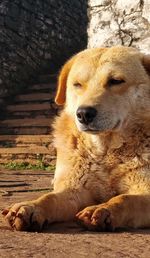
<box><xmin>0</xmin><ymin>161</ymin><xmax>55</xmax><ymax>172</ymax></box>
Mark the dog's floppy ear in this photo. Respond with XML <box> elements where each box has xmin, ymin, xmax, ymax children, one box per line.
<box><xmin>142</xmin><ymin>54</ymin><xmax>150</xmax><ymax>76</ymax></box>
<box><xmin>55</xmin><ymin>55</ymin><xmax>76</xmax><ymax>105</ymax></box>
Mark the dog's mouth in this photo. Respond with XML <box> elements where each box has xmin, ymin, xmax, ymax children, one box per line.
<box><xmin>82</xmin><ymin>129</ymin><xmax>100</xmax><ymax>134</ymax></box>
<box><xmin>112</xmin><ymin>119</ymin><xmax>121</xmax><ymax>130</ymax></box>
<box><xmin>78</xmin><ymin>119</ymin><xmax>121</xmax><ymax>134</ymax></box>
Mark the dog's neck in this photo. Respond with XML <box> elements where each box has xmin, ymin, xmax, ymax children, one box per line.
<box><xmin>58</xmin><ymin>111</ymin><xmax>149</xmax><ymax>158</ymax></box>
<box><xmin>90</xmin><ymin>133</ymin><xmax>123</xmax><ymax>152</ymax></box>
<box><xmin>83</xmin><ymin>121</ymin><xmax>150</xmax><ymax>157</ymax></box>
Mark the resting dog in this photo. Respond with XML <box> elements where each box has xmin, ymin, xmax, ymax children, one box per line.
<box><xmin>2</xmin><ymin>46</ymin><xmax>150</xmax><ymax>231</ymax></box>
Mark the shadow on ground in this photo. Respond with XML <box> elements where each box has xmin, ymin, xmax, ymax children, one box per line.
<box><xmin>0</xmin><ymin>169</ymin><xmax>150</xmax><ymax>257</ymax></box>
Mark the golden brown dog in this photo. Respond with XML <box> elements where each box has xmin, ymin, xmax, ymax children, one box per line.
<box><xmin>2</xmin><ymin>46</ymin><xmax>150</xmax><ymax>231</ymax></box>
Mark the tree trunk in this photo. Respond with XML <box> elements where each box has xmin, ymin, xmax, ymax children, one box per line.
<box><xmin>0</xmin><ymin>0</ymin><xmax>88</xmax><ymax>104</ymax></box>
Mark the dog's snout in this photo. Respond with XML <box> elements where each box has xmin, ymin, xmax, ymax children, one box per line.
<box><xmin>76</xmin><ymin>106</ymin><xmax>97</xmax><ymax>125</ymax></box>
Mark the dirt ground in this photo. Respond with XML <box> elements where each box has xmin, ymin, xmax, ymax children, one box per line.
<box><xmin>0</xmin><ymin>169</ymin><xmax>150</xmax><ymax>258</ymax></box>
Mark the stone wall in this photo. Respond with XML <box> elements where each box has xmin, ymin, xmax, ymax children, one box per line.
<box><xmin>0</xmin><ymin>0</ymin><xmax>88</xmax><ymax>104</ymax></box>
<box><xmin>88</xmin><ymin>0</ymin><xmax>150</xmax><ymax>53</ymax></box>
<box><xmin>1</xmin><ymin>0</ymin><xmax>149</xmax><ymax>105</ymax></box>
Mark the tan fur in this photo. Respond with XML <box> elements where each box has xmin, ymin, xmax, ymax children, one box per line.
<box><xmin>2</xmin><ymin>46</ymin><xmax>150</xmax><ymax>231</ymax></box>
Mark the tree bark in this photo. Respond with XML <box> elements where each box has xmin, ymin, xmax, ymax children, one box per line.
<box><xmin>0</xmin><ymin>0</ymin><xmax>88</xmax><ymax>104</ymax></box>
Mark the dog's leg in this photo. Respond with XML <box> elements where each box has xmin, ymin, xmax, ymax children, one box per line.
<box><xmin>76</xmin><ymin>194</ymin><xmax>150</xmax><ymax>231</ymax></box>
<box><xmin>2</xmin><ymin>189</ymin><xmax>92</xmax><ymax>231</ymax></box>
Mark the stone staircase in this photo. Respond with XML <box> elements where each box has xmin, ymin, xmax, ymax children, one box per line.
<box><xmin>0</xmin><ymin>75</ymin><xmax>58</xmax><ymax>167</ymax></box>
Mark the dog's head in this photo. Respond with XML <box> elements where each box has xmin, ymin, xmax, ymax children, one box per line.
<box><xmin>55</xmin><ymin>46</ymin><xmax>150</xmax><ymax>134</ymax></box>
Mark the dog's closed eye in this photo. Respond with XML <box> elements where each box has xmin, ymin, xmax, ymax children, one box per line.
<box><xmin>108</xmin><ymin>78</ymin><xmax>125</xmax><ymax>87</ymax></box>
<box><xmin>73</xmin><ymin>82</ymin><xmax>82</xmax><ymax>88</ymax></box>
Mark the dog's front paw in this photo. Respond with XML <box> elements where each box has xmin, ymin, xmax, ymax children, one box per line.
<box><xmin>2</xmin><ymin>201</ymin><xmax>48</xmax><ymax>231</ymax></box>
<box><xmin>76</xmin><ymin>204</ymin><xmax>117</xmax><ymax>231</ymax></box>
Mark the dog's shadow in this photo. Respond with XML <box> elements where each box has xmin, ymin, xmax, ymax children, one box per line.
<box><xmin>1</xmin><ymin>220</ymin><xmax>150</xmax><ymax>235</ymax></box>
<box><xmin>44</xmin><ymin>221</ymin><xmax>86</xmax><ymax>234</ymax></box>
<box><xmin>42</xmin><ymin>221</ymin><xmax>150</xmax><ymax>235</ymax></box>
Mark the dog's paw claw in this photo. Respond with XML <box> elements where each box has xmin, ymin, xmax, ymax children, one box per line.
<box><xmin>2</xmin><ymin>202</ymin><xmax>47</xmax><ymax>232</ymax></box>
<box><xmin>77</xmin><ymin>205</ymin><xmax>115</xmax><ymax>231</ymax></box>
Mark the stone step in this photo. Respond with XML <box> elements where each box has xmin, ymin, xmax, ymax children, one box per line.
<box><xmin>0</xmin><ymin>76</ymin><xmax>58</xmax><ymax>166</ymax></box>
<box><xmin>0</xmin><ymin>143</ymin><xmax>45</xmax><ymax>148</ymax></box>
<box><xmin>0</xmin><ymin>118</ymin><xmax>52</xmax><ymax>128</ymax></box>
<box><xmin>0</xmin><ymin>127</ymin><xmax>50</xmax><ymax>135</ymax></box>
<box><xmin>0</xmin><ymin>143</ymin><xmax>44</xmax><ymax>148</ymax></box>
<box><xmin>0</xmin><ymin>146</ymin><xmax>51</xmax><ymax>154</ymax></box>
<box><xmin>0</xmin><ymin>152</ymin><xmax>56</xmax><ymax>160</ymax></box>
<box><xmin>30</xmin><ymin>83</ymin><xmax>56</xmax><ymax>91</ymax></box>
<box><xmin>6</xmin><ymin>102</ymin><xmax>51</xmax><ymax>112</ymax></box>
<box><xmin>15</xmin><ymin>92</ymin><xmax>55</xmax><ymax>102</ymax></box>
<box><xmin>0</xmin><ymin>135</ymin><xmax>53</xmax><ymax>143</ymax></box>
<box><xmin>37</xmin><ymin>74</ymin><xmax>57</xmax><ymax>83</ymax></box>
<box><xmin>5</xmin><ymin>106</ymin><xmax>58</xmax><ymax>119</ymax></box>
<box><xmin>0</xmin><ymin>148</ymin><xmax>56</xmax><ymax>165</ymax></box>
<box><xmin>0</xmin><ymin>157</ymin><xmax>55</xmax><ymax>166</ymax></box>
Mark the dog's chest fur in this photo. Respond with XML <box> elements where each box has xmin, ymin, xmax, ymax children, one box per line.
<box><xmin>53</xmin><ymin>113</ymin><xmax>150</xmax><ymax>203</ymax></box>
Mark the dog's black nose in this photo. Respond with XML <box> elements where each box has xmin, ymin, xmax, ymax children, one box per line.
<box><xmin>76</xmin><ymin>106</ymin><xmax>97</xmax><ymax>125</ymax></box>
